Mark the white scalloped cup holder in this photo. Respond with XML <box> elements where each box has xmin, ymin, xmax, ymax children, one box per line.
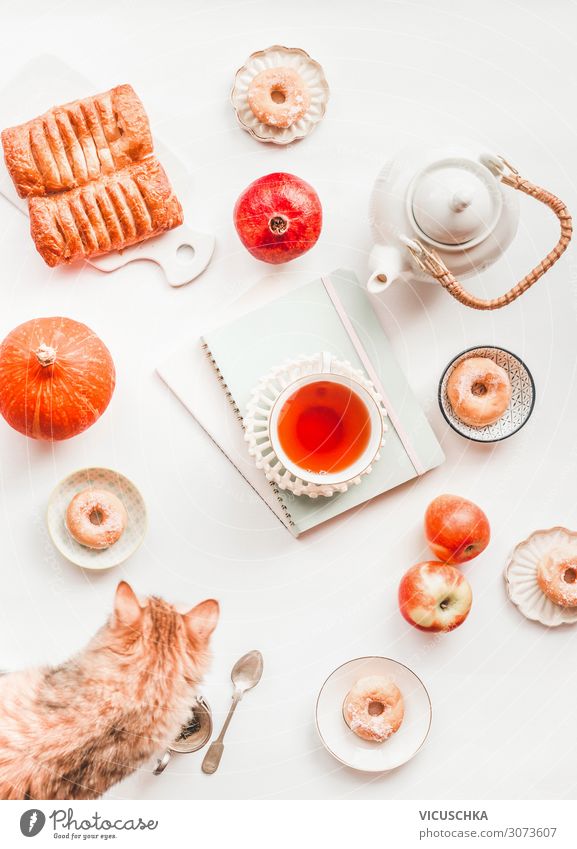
<box><xmin>269</xmin><ymin>373</ymin><xmax>384</xmax><ymax>487</ymax></box>
<box><xmin>244</xmin><ymin>353</ymin><xmax>388</xmax><ymax>498</ymax></box>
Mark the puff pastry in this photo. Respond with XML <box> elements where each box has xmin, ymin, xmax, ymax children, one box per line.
<box><xmin>2</xmin><ymin>85</ymin><xmax>153</xmax><ymax>198</ymax></box>
<box><xmin>29</xmin><ymin>157</ymin><xmax>183</xmax><ymax>266</ymax></box>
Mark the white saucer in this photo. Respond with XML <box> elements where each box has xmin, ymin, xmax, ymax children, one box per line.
<box><xmin>315</xmin><ymin>657</ymin><xmax>432</xmax><ymax>773</ymax></box>
<box><xmin>46</xmin><ymin>467</ymin><xmax>147</xmax><ymax>570</ymax></box>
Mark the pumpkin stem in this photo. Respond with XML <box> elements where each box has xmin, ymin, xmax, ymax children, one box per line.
<box><xmin>35</xmin><ymin>343</ymin><xmax>57</xmax><ymax>367</ymax></box>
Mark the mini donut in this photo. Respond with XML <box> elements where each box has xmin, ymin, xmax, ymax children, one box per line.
<box><xmin>343</xmin><ymin>676</ymin><xmax>404</xmax><ymax>743</ymax></box>
<box><xmin>537</xmin><ymin>547</ymin><xmax>577</xmax><ymax>608</ymax></box>
<box><xmin>248</xmin><ymin>67</ymin><xmax>311</xmax><ymax>129</ymax></box>
<box><xmin>66</xmin><ymin>488</ymin><xmax>127</xmax><ymax>550</ymax></box>
<box><xmin>447</xmin><ymin>356</ymin><xmax>511</xmax><ymax>427</ymax></box>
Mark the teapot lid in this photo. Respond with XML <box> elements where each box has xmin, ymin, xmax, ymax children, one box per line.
<box><xmin>410</xmin><ymin>158</ymin><xmax>502</xmax><ymax>247</ymax></box>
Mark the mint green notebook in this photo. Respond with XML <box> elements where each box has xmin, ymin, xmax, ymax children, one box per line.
<box><xmin>201</xmin><ymin>269</ymin><xmax>444</xmax><ymax>535</ymax></box>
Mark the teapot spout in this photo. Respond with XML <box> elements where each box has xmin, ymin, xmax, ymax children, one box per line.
<box><xmin>367</xmin><ymin>245</ymin><xmax>405</xmax><ymax>294</ymax></box>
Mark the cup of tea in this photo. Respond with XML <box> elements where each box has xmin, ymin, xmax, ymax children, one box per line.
<box><xmin>268</xmin><ymin>352</ymin><xmax>385</xmax><ymax>486</ymax></box>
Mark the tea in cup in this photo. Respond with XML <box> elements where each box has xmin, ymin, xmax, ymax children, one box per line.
<box><xmin>268</xmin><ymin>354</ymin><xmax>384</xmax><ymax>486</ymax></box>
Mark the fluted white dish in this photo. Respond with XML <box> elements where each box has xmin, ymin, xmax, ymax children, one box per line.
<box><xmin>504</xmin><ymin>527</ymin><xmax>577</xmax><ymax>627</ymax></box>
<box><xmin>231</xmin><ymin>45</ymin><xmax>329</xmax><ymax>145</ymax></box>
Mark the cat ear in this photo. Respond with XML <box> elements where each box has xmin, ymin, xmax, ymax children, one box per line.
<box><xmin>113</xmin><ymin>581</ymin><xmax>142</xmax><ymax>629</ymax></box>
<box><xmin>184</xmin><ymin>599</ymin><xmax>220</xmax><ymax>642</ymax></box>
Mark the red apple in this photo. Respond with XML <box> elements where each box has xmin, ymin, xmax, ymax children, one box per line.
<box><xmin>425</xmin><ymin>494</ymin><xmax>490</xmax><ymax>565</ymax></box>
<box><xmin>233</xmin><ymin>172</ymin><xmax>322</xmax><ymax>264</ymax></box>
<box><xmin>398</xmin><ymin>561</ymin><xmax>472</xmax><ymax>632</ymax></box>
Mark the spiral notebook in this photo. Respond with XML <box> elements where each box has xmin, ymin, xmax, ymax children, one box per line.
<box><xmin>157</xmin><ymin>269</ymin><xmax>444</xmax><ymax>536</ymax></box>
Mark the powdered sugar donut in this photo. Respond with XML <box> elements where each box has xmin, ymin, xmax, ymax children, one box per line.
<box><xmin>537</xmin><ymin>547</ymin><xmax>577</xmax><ymax>607</ymax></box>
<box><xmin>66</xmin><ymin>488</ymin><xmax>127</xmax><ymax>550</ymax></box>
<box><xmin>248</xmin><ymin>67</ymin><xmax>310</xmax><ymax>129</ymax></box>
<box><xmin>447</xmin><ymin>356</ymin><xmax>511</xmax><ymax>427</ymax></box>
<box><xmin>343</xmin><ymin>676</ymin><xmax>404</xmax><ymax>743</ymax></box>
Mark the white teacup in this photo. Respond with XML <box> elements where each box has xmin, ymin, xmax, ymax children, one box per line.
<box><xmin>268</xmin><ymin>353</ymin><xmax>384</xmax><ymax>487</ymax></box>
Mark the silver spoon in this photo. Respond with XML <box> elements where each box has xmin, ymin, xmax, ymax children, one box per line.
<box><xmin>201</xmin><ymin>650</ymin><xmax>263</xmax><ymax>774</ymax></box>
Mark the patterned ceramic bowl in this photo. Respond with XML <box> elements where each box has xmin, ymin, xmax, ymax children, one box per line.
<box><xmin>46</xmin><ymin>467</ymin><xmax>147</xmax><ymax>570</ymax></box>
<box><xmin>438</xmin><ymin>346</ymin><xmax>535</xmax><ymax>442</ymax></box>
<box><xmin>231</xmin><ymin>45</ymin><xmax>330</xmax><ymax>145</ymax></box>
<box><xmin>504</xmin><ymin>527</ymin><xmax>577</xmax><ymax>627</ymax></box>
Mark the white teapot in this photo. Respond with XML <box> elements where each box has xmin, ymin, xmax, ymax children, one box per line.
<box><xmin>367</xmin><ymin>143</ymin><xmax>572</xmax><ymax>310</ymax></box>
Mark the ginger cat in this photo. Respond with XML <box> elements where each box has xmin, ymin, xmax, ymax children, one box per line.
<box><xmin>0</xmin><ymin>581</ymin><xmax>219</xmax><ymax>800</ymax></box>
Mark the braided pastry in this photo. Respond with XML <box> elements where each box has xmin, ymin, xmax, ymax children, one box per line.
<box><xmin>29</xmin><ymin>157</ymin><xmax>183</xmax><ymax>266</ymax></box>
<box><xmin>2</xmin><ymin>85</ymin><xmax>152</xmax><ymax>198</ymax></box>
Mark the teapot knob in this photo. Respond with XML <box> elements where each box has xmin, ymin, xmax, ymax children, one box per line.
<box><xmin>450</xmin><ymin>190</ymin><xmax>473</xmax><ymax>213</ymax></box>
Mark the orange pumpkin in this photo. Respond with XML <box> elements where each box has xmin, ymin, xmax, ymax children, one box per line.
<box><xmin>0</xmin><ymin>317</ymin><xmax>116</xmax><ymax>441</ymax></box>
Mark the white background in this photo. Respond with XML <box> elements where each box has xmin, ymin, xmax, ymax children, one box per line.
<box><xmin>0</xmin><ymin>0</ymin><xmax>576</xmax><ymax>801</ymax></box>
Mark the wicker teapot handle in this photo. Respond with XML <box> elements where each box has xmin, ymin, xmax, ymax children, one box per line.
<box><xmin>405</xmin><ymin>157</ymin><xmax>573</xmax><ymax>311</ymax></box>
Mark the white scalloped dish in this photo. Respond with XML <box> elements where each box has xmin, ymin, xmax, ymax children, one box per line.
<box><xmin>231</xmin><ymin>46</ymin><xmax>330</xmax><ymax>145</ymax></box>
<box><xmin>504</xmin><ymin>527</ymin><xmax>577</xmax><ymax>627</ymax></box>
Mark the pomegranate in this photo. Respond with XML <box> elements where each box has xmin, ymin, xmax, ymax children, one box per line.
<box><xmin>233</xmin><ymin>172</ymin><xmax>322</xmax><ymax>264</ymax></box>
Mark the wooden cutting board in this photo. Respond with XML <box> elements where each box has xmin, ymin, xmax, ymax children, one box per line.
<box><xmin>0</xmin><ymin>55</ymin><xmax>215</xmax><ymax>286</ymax></box>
